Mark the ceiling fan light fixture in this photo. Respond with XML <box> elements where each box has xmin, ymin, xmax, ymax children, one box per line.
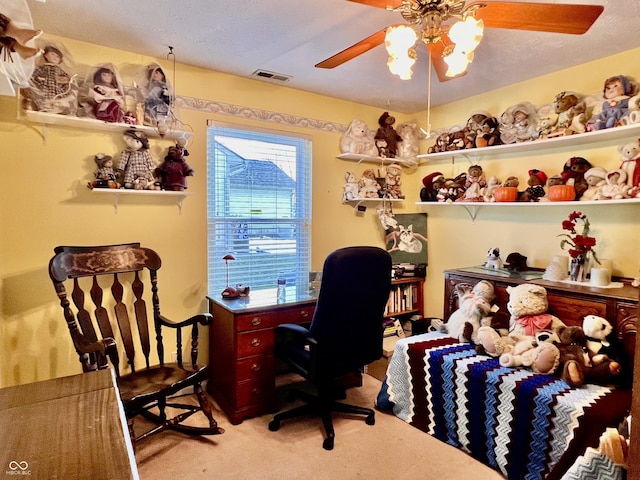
<box><xmin>448</xmin><ymin>16</ymin><xmax>484</xmax><ymax>53</ymax></box>
<box><xmin>384</xmin><ymin>25</ymin><xmax>418</xmax><ymax>56</ymax></box>
<box><xmin>444</xmin><ymin>48</ymin><xmax>473</xmax><ymax>77</ymax></box>
<box><xmin>387</xmin><ymin>47</ymin><xmax>417</xmax><ymax>80</ymax></box>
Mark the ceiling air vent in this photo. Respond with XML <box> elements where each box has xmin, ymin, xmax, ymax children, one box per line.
<box><xmin>252</xmin><ymin>69</ymin><xmax>292</xmax><ymax>82</ymax></box>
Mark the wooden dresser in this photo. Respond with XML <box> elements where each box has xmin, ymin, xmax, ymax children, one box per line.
<box><xmin>444</xmin><ymin>267</ymin><xmax>638</xmax><ymax>368</ymax></box>
<box><xmin>207</xmin><ymin>289</ymin><xmax>316</xmax><ymax>425</ymax></box>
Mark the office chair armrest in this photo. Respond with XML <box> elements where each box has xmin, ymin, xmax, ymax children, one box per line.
<box><xmin>274</xmin><ymin>323</ymin><xmax>317</xmax><ymax>346</ymax></box>
<box><xmin>156</xmin><ymin>313</ymin><xmax>213</xmax><ymax>328</ymax></box>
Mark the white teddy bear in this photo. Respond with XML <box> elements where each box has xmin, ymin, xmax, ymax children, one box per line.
<box><xmin>340</xmin><ymin>119</ymin><xmax>378</xmax><ymax>157</ymax></box>
<box><xmin>342</xmin><ymin>171</ymin><xmax>359</xmax><ymax>201</ymax></box>
<box><xmin>618</xmin><ymin>139</ymin><xmax>640</xmax><ymax>197</ymax></box>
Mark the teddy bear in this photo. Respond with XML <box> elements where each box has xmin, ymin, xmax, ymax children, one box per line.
<box><xmin>519</xmin><ymin>169</ymin><xmax>547</xmax><ymax>202</ymax></box>
<box><xmin>384</xmin><ymin>163</ymin><xmax>404</xmax><ymax>199</ymax></box>
<box><xmin>87</xmin><ymin>153</ymin><xmax>120</xmax><ymax>189</ymax></box>
<box><xmin>582</xmin><ymin>315</ymin><xmax>623</xmax><ymax>384</ymax></box>
<box><xmin>340</xmin><ymin>119</ymin><xmax>378</xmax><ymax>157</ymax></box>
<box><xmin>560</xmin><ymin>156</ymin><xmax>593</xmax><ymax>200</ymax></box>
<box><xmin>499</xmin><ymin>329</ymin><xmax>561</xmax><ymax>374</ymax></box>
<box><xmin>374</xmin><ymin>112</ymin><xmax>402</xmax><ymax>158</ymax></box>
<box><xmin>580</xmin><ymin>166</ymin><xmax>607</xmax><ymax>201</ymax></box>
<box><xmin>442</xmin><ymin>280</ymin><xmax>495</xmax><ymax>343</ymax></box>
<box><xmin>618</xmin><ymin>138</ymin><xmax>640</xmax><ymax>197</ymax></box>
<box><xmin>154</xmin><ymin>143</ymin><xmax>194</xmax><ymax>191</ymax></box>
<box><xmin>419</xmin><ymin>171</ymin><xmax>444</xmax><ymax>202</ymax></box>
<box><xmin>358</xmin><ymin>169</ymin><xmax>381</xmax><ymax>198</ymax></box>
<box><xmin>342</xmin><ymin>171</ymin><xmax>359</xmax><ymax>201</ymax></box>
<box><xmin>474</xmin><ymin>116</ymin><xmax>502</xmax><ymax>148</ymax></box>
<box><xmin>549</xmin><ymin>91</ymin><xmax>587</xmax><ymax>137</ymax></box>
<box><xmin>116</xmin><ymin>129</ymin><xmax>156</xmax><ymax>189</ymax></box>
<box><xmin>476</xmin><ymin>283</ymin><xmax>565</xmax><ymax>358</ymax></box>
<box><xmin>395</xmin><ymin>121</ymin><xmax>422</xmax><ymax>166</ymax></box>
<box><xmin>457</xmin><ymin>164</ymin><xmax>486</xmax><ymax>202</ymax></box>
<box><xmin>555</xmin><ymin>324</ymin><xmax>592</xmax><ymax>387</ymax></box>
<box><xmin>482</xmin><ymin>176</ymin><xmax>502</xmax><ymax>202</ymax></box>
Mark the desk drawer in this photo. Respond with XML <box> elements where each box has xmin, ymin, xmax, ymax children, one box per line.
<box><xmin>237</xmin><ymin>355</ymin><xmax>275</xmax><ymax>382</ymax></box>
<box><xmin>236</xmin><ymin>305</ymin><xmax>315</xmax><ymax>332</ymax></box>
<box><xmin>236</xmin><ymin>379</ymin><xmax>275</xmax><ymax>409</ymax></box>
<box><xmin>237</xmin><ymin>329</ymin><xmax>274</xmax><ymax>357</ymax></box>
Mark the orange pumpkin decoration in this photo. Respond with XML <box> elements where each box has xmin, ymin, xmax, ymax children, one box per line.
<box><xmin>493</xmin><ymin>186</ymin><xmax>519</xmax><ymax>202</ymax></box>
<box><xmin>547</xmin><ymin>184</ymin><xmax>576</xmax><ymax>201</ymax></box>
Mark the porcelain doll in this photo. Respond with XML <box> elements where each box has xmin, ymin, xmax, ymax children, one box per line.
<box><xmin>84</xmin><ymin>64</ymin><xmax>125</xmax><ymax>123</ymax></box>
<box><xmin>26</xmin><ymin>44</ymin><xmax>77</xmax><ymax>114</ymax></box>
<box><xmin>143</xmin><ymin>64</ymin><xmax>172</xmax><ymax>127</ymax></box>
<box><xmin>580</xmin><ymin>167</ymin><xmax>607</xmax><ymax>201</ymax></box>
<box><xmin>500</xmin><ymin>102</ymin><xmax>539</xmax><ymax>144</ymax></box>
<box><xmin>586</xmin><ymin>75</ymin><xmax>637</xmax><ymax>131</ymax></box>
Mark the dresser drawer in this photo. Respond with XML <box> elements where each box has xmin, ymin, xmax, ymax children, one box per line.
<box><xmin>236</xmin><ymin>355</ymin><xmax>275</xmax><ymax>382</ymax></box>
<box><xmin>237</xmin><ymin>329</ymin><xmax>274</xmax><ymax>357</ymax></box>
<box><xmin>236</xmin><ymin>379</ymin><xmax>275</xmax><ymax>409</ymax></box>
<box><xmin>236</xmin><ymin>305</ymin><xmax>315</xmax><ymax>332</ymax></box>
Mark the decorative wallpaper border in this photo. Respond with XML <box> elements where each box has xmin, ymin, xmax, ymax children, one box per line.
<box><xmin>176</xmin><ymin>95</ymin><xmax>347</xmax><ymax>133</ymax></box>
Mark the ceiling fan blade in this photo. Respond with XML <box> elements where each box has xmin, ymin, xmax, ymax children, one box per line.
<box><xmin>427</xmin><ymin>37</ymin><xmax>466</xmax><ymax>83</ymax></box>
<box><xmin>346</xmin><ymin>0</ymin><xmax>402</xmax><ymax>9</ymax></box>
<box><xmin>315</xmin><ymin>28</ymin><xmax>389</xmax><ymax>69</ymax></box>
<box><xmin>469</xmin><ymin>2</ymin><xmax>604</xmax><ymax>35</ymax></box>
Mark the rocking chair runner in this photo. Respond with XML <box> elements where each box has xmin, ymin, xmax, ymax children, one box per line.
<box><xmin>48</xmin><ymin>243</ymin><xmax>224</xmax><ymax>446</ymax></box>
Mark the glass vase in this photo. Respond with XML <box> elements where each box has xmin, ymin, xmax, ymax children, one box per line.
<box><xmin>569</xmin><ymin>255</ymin><xmax>586</xmax><ymax>282</ymax></box>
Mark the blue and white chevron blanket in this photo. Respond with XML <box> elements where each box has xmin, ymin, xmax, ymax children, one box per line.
<box><xmin>376</xmin><ymin>332</ymin><xmax>631</xmax><ymax>480</ymax></box>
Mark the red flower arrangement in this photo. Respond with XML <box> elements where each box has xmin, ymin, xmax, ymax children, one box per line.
<box><xmin>559</xmin><ymin>211</ymin><xmax>599</xmax><ymax>263</ymax></box>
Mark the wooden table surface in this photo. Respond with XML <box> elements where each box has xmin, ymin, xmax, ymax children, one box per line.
<box><xmin>0</xmin><ymin>369</ymin><xmax>138</xmax><ymax>479</ymax></box>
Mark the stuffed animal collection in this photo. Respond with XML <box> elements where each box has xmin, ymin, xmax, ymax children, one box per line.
<box><xmin>341</xmin><ymin>163</ymin><xmax>405</xmax><ymax>201</ymax></box>
<box><xmin>467</xmin><ymin>283</ymin><xmax>625</xmax><ymax>388</ymax></box>
<box><xmin>86</xmin><ymin>130</ymin><xmax>196</xmax><ymax>191</ymax></box>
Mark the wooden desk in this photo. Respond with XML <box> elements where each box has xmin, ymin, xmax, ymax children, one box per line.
<box><xmin>207</xmin><ymin>289</ymin><xmax>317</xmax><ymax>424</ymax></box>
<box><xmin>0</xmin><ymin>369</ymin><xmax>138</xmax><ymax>479</ymax></box>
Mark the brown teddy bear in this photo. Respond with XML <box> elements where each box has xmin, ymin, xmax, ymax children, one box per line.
<box><xmin>555</xmin><ymin>325</ymin><xmax>591</xmax><ymax>387</ymax></box>
<box><xmin>374</xmin><ymin>112</ymin><xmax>402</xmax><ymax>158</ymax></box>
<box><xmin>519</xmin><ymin>169</ymin><xmax>547</xmax><ymax>202</ymax></box>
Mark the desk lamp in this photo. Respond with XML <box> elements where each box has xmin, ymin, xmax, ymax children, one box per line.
<box><xmin>221</xmin><ymin>254</ymin><xmax>240</xmax><ymax>298</ymax></box>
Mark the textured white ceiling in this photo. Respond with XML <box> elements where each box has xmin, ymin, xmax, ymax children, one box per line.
<box><xmin>26</xmin><ymin>0</ymin><xmax>640</xmax><ymax>114</ymax></box>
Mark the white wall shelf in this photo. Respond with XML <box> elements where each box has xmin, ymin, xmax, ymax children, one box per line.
<box><xmin>418</xmin><ymin>123</ymin><xmax>640</xmax><ymax>164</ymax></box>
<box><xmin>337</xmin><ymin>153</ymin><xmax>420</xmax><ymax>167</ymax></box>
<box><xmin>344</xmin><ymin>197</ymin><xmax>403</xmax><ymax>212</ymax></box>
<box><xmin>20</xmin><ymin>110</ymin><xmax>193</xmax><ymax>142</ymax></box>
<box><xmin>416</xmin><ymin>198</ymin><xmax>640</xmax><ymax>220</ymax></box>
<box><xmin>91</xmin><ymin>189</ymin><xmax>194</xmax><ymax>214</ymax></box>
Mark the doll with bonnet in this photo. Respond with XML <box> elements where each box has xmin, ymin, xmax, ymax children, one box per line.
<box><xmin>586</xmin><ymin>75</ymin><xmax>638</xmax><ymax>131</ymax></box>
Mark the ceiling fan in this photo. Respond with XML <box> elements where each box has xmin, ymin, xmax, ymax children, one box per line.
<box><xmin>316</xmin><ymin>1</ymin><xmax>604</xmax><ymax>82</ymax></box>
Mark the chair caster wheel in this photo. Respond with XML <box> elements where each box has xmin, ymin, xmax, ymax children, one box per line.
<box><xmin>366</xmin><ymin>413</ymin><xmax>375</xmax><ymax>425</ymax></box>
<box><xmin>268</xmin><ymin>419</ymin><xmax>280</xmax><ymax>431</ymax></box>
<box><xmin>323</xmin><ymin>437</ymin><xmax>334</xmax><ymax>450</ymax></box>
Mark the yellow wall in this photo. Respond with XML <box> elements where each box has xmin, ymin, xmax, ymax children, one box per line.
<box><xmin>0</xmin><ymin>36</ymin><xmax>638</xmax><ymax>388</ymax></box>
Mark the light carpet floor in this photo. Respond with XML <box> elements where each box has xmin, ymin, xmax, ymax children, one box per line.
<box><xmin>133</xmin><ymin>373</ymin><xmax>504</xmax><ymax>480</ymax></box>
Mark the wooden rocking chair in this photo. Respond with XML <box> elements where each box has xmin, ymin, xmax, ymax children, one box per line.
<box><xmin>49</xmin><ymin>243</ymin><xmax>224</xmax><ymax>446</ymax></box>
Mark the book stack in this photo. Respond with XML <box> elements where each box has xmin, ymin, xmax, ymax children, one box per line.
<box><xmin>382</xmin><ymin>318</ymin><xmax>404</xmax><ymax>357</ymax></box>
<box><xmin>384</xmin><ymin>282</ymin><xmax>418</xmax><ymax>315</ymax></box>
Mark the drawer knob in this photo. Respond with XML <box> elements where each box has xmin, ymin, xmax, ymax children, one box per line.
<box><xmin>251</xmin><ymin>387</ymin><xmax>261</xmax><ymax>396</ymax></box>
<box><xmin>251</xmin><ymin>316</ymin><xmax>262</xmax><ymax>326</ymax></box>
<box><xmin>250</xmin><ymin>363</ymin><xmax>261</xmax><ymax>372</ymax></box>
<box><xmin>251</xmin><ymin>338</ymin><xmax>261</xmax><ymax>347</ymax></box>
<box><xmin>300</xmin><ymin>310</ymin><xmax>309</xmax><ymax>318</ymax></box>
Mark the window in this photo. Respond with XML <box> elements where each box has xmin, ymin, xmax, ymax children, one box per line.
<box><xmin>207</xmin><ymin>122</ymin><xmax>312</xmax><ymax>295</ymax></box>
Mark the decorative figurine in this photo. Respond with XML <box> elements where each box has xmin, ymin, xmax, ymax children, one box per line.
<box><xmin>143</xmin><ymin>63</ymin><xmax>172</xmax><ymax>127</ymax></box>
<box><xmin>81</xmin><ymin>63</ymin><xmax>126</xmax><ymax>123</ymax></box>
<box><xmin>586</xmin><ymin>75</ymin><xmax>638</xmax><ymax>131</ymax></box>
<box><xmin>154</xmin><ymin>143</ymin><xmax>194</xmax><ymax>191</ymax></box>
<box><xmin>116</xmin><ymin>129</ymin><xmax>156</xmax><ymax>189</ymax></box>
<box><xmin>25</xmin><ymin>43</ymin><xmax>77</xmax><ymax>114</ymax></box>
<box><xmin>499</xmin><ymin>102</ymin><xmax>539</xmax><ymax>144</ymax></box>
<box><xmin>374</xmin><ymin>111</ymin><xmax>402</xmax><ymax>158</ymax></box>
<box><xmin>87</xmin><ymin>153</ymin><xmax>119</xmax><ymax>189</ymax></box>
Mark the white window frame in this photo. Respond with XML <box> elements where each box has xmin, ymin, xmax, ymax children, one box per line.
<box><xmin>206</xmin><ymin>121</ymin><xmax>312</xmax><ymax>295</ymax></box>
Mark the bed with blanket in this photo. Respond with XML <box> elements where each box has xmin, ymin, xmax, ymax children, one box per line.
<box><xmin>375</xmin><ymin>332</ymin><xmax>632</xmax><ymax>480</ymax></box>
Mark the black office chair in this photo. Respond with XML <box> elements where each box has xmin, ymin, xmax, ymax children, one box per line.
<box><xmin>268</xmin><ymin>246</ymin><xmax>392</xmax><ymax>450</ymax></box>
